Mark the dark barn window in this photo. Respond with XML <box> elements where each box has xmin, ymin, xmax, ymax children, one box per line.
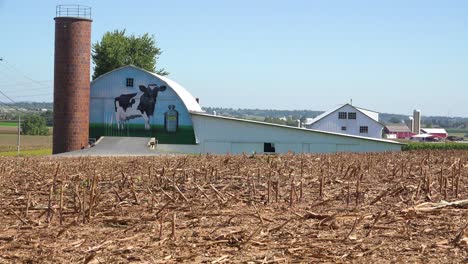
<box><xmin>264</xmin><ymin>142</ymin><xmax>276</xmax><ymax>153</ymax></box>
<box><xmin>126</xmin><ymin>78</ymin><xmax>134</xmax><ymax>87</ymax></box>
<box><xmin>341</xmin><ymin>126</ymin><xmax>347</xmax><ymax>131</ymax></box>
<box><xmin>360</xmin><ymin>126</ymin><xmax>369</xmax><ymax>133</ymax></box>
<box><xmin>348</xmin><ymin>112</ymin><xmax>356</xmax><ymax>119</ymax></box>
<box><xmin>338</xmin><ymin>112</ymin><xmax>347</xmax><ymax>119</ymax></box>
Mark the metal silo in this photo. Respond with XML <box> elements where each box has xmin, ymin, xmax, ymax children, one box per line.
<box><xmin>413</xmin><ymin>109</ymin><xmax>421</xmax><ymax>134</ymax></box>
<box><xmin>405</xmin><ymin>116</ymin><xmax>414</xmax><ymax>133</ymax></box>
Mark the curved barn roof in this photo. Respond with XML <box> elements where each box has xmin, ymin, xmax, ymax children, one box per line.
<box><xmin>149</xmin><ymin>72</ymin><xmax>203</xmax><ymax>112</ymax></box>
<box><xmin>91</xmin><ymin>65</ymin><xmax>203</xmax><ymax>112</ymax></box>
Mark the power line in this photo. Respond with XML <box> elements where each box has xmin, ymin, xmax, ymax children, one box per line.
<box><xmin>0</xmin><ymin>99</ymin><xmax>20</xmax><ymax>112</ymax></box>
<box><xmin>0</xmin><ymin>59</ymin><xmax>49</xmax><ymax>88</ymax></box>
<box><xmin>0</xmin><ymin>89</ymin><xmax>18</xmax><ymax>104</ymax></box>
<box><xmin>13</xmin><ymin>93</ymin><xmax>53</xmax><ymax>98</ymax></box>
<box><xmin>2</xmin><ymin>86</ymin><xmax>52</xmax><ymax>93</ymax></box>
<box><xmin>0</xmin><ymin>59</ymin><xmax>52</xmax><ymax>104</ymax></box>
<box><xmin>0</xmin><ymin>80</ymin><xmax>52</xmax><ymax>88</ymax></box>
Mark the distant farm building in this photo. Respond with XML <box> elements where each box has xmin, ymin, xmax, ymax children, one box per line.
<box><xmin>384</xmin><ymin>123</ymin><xmax>413</xmax><ymax>139</ymax></box>
<box><xmin>88</xmin><ymin>66</ymin><xmax>402</xmax><ymax>154</ymax></box>
<box><xmin>303</xmin><ymin>104</ymin><xmax>384</xmax><ymax>139</ymax></box>
<box><xmin>420</xmin><ymin>128</ymin><xmax>448</xmax><ymax>139</ymax></box>
<box><xmin>410</xmin><ymin>133</ymin><xmax>440</xmax><ymax>142</ymax></box>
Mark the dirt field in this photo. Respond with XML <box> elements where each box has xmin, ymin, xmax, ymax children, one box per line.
<box><xmin>0</xmin><ymin>151</ymin><xmax>467</xmax><ymax>263</ymax></box>
<box><xmin>0</xmin><ymin>134</ymin><xmax>52</xmax><ymax>152</ymax></box>
<box><xmin>0</xmin><ymin>126</ymin><xmax>17</xmax><ymax>134</ymax></box>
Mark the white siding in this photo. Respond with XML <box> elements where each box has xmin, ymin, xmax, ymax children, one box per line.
<box><xmin>157</xmin><ymin>114</ymin><xmax>401</xmax><ymax>154</ymax></box>
<box><xmin>232</xmin><ymin>142</ymin><xmax>264</xmax><ymax>154</ymax></box>
<box><xmin>308</xmin><ymin>104</ymin><xmax>383</xmax><ymax>139</ymax></box>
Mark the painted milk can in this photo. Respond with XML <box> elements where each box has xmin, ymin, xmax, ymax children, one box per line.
<box><xmin>164</xmin><ymin>105</ymin><xmax>179</xmax><ymax>133</ymax></box>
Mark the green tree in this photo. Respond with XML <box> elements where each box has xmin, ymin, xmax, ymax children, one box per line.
<box><xmin>40</xmin><ymin>110</ymin><xmax>53</xmax><ymax>126</ymax></box>
<box><xmin>21</xmin><ymin>114</ymin><xmax>49</xmax><ymax>136</ymax></box>
<box><xmin>389</xmin><ymin>117</ymin><xmax>401</xmax><ymax>124</ymax></box>
<box><xmin>92</xmin><ymin>29</ymin><xmax>168</xmax><ymax>80</ymax></box>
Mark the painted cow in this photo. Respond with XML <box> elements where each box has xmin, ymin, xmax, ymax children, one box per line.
<box><xmin>114</xmin><ymin>84</ymin><xmax>167</xmax><ymax>130</ymax></box>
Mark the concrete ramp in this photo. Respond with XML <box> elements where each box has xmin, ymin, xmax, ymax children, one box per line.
<box><xmin>55</xmin><ymin>137</ymin><xmax>170</xmax><ymax>156</ymax></box>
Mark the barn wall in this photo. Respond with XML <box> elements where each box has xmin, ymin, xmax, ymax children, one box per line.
<box><xmin>309</xmin><ymin>104</ymin><xmax>383</xmax><ymax>139</ymax></box>
<box><xmin>89</xmin><ymin>67</ymin><xmax>196</xmax><ymax>144</ymax></box>
<box><xmin>157</xmin><ymin>114</ymin><xmax>402</xmax><ymax>154</ymax></box>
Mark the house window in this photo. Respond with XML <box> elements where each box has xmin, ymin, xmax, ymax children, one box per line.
<box><xmin>338</xmin><ymin>112</ymin><xmax>347</xmax><ymax>119</ymax></box>
<box><xmin>360</xmin><ymin>126</ymin><xmax>369</xmax><ymax>133</ymax></box>
<box><xmin>348</xmin><ymin>112</ymin><xmax>356</xmax><ymax>119</ymax></box>
<box><xmin>264</xmin><ymin>142</ymin><xmax>276</xmax><ymax>153</ymax></box>
<box><xmin>341</xmin><ymin>126</ymin><xmax>347</xmax><ymax>131</ymax></box>
<box><xmin>126</xmin><ymin>78</ymin><xmax>134</xmax><ymax>87</ymax></box>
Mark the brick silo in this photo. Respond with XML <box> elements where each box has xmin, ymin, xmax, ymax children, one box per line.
<box><xmin>53</xmin><ymin>5</ymin><xmax>92</xmax><ymax>154</ymax></box>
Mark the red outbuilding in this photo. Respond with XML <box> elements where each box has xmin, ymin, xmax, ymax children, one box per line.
<box><xmin>420</xmin><ymin>128</ymin><xmax>448</xmax><ymax>139</ymax></box>
<box><xmin>384</xmin><ymin>123</ymin><xmax>413</xmax><ymax>139</ymax></box>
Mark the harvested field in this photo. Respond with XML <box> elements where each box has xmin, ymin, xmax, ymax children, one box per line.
<box><xmin>0</xmin><ymin>151</ymin><xmax>467</xmax><ymax>263</ymax></box>
<box><xmin>0</xmin><ymin>134</ymin><xmax>52</xmax><ymax>152</ymax></box>
<box><xmin>0</xmin><ymin>126</ymin><xmax>17</xmax><ymax>135</ymax></box>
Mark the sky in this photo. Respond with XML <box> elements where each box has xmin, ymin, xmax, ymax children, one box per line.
<box><xmin>0</xmin><ymin>0</ymin><xmax>467</xmax><ymax>117</ymax></box>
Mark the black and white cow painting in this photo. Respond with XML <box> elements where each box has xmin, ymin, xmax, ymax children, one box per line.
<box><xmin>114</xmin><ymin>84</ymin><xmax>167</xmax><ymax>130</ymax></box>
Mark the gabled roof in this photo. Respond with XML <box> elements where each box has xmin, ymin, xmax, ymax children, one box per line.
<box><xmin>91</xmin><ymin>65</ymin><xmax>203</xmax><ymax>112</ymax></box>
<box><xmin>191</xmin><ymin>111</ymin><xmax>403</xmax><ymax>145</ymax></box>
<box><xmin>385</xmin><ymin>123</ymin><xmax>411</xmax><ymax>133</ymax></box>
<box><xmin>421</xmin><ymin>128</ymin><xmax>448</xmax><ymax>134</ymax></box>
<box><xmin>305</xmin><ymin>103</ymin><xmax>382</xmax><ymax>126</ymax></box>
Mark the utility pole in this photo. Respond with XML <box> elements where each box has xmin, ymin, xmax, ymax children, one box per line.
<box><xmin>0</xmin><ymin>57</ymin><xmax>19</xmax><ymax>155</ymax></box>
<box><xmin>17</xmin><ymin>114</ymin><xmax>21</xmax><ymax>156</ymax></box>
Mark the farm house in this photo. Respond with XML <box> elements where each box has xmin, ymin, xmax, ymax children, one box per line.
<box><xmin>303</xmin><ymin>104</ymin><xmax>384</xmax><ymax>139</ymax></box>
<box><xmin>88</xmin><ymin>65</ymin><xmax>402</xmax><ymax>154</ymax></box>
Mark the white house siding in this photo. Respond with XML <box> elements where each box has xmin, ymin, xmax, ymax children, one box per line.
<box><xmin>309</xmin><ymin>105</ymin><xmax>383</xmax><ymax>139</ymax></box>
<box><xmin>157</xmin><ymin>113</ymin><xmax>401</xmax><ymax>154</ymax></box>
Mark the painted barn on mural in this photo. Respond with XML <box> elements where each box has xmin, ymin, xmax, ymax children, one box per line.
<box><xmin>90</xmin><ymin>66</ymin><xmax>200</xmax><ymax>145</ymax></box>
<box><xmin>89</xmin><ymin>65</ymin><xmax>402</xmax><ymax>154</ymax></box>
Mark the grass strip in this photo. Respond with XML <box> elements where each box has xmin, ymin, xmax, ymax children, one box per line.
<box><xmin>0</xmin><ymin>148</ymin><xmax>52</xmax><ymax>157</ymax></box>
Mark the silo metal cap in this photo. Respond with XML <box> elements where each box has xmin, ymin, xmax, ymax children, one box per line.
<box><xmin>55</xmin><ymin>5</ymin><xmax>92</xmax><ymax>20</ymax></box>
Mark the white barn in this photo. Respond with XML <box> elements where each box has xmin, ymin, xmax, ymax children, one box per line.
<box><xmin>88</xmin><ymin>66</ymin><xmax>401</xmax><ymax>154</ymax></box>
<box><xmin>304</xmin><ymin>104</ymin><xmax>384</xmax><ymax>139</ymax></box>
<box><xmin>158</xmin><ymin>113</ymin><xmax>401</xmax><ymax>154</ymax></box>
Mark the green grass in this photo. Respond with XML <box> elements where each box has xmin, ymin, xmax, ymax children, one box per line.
<box><xmin>402</xmin><ymin>142</ymin><xmax>468</xmax><ymax>151</ymax></box>
<box><xmin>0</xmin><ymin>121</ymin><xmax>18</xmax><ymax>127</ymax></box>
<box><xmin>0</xmin><ymin>148</ymin><xmax>52</xmax><ymax>157</ymax></box>
<box><xmin>446</xmin><ymin>128</ymin><xmax>468</xmax><ymax>134</ymax></box>
<box><xmin>89</xmin><ymin>123</ymin><xmax>196</xmax><ymax>144</ymax></box>
<box><xmin>449</xmin><ymin>133</ymin><xmax>468</xmax><ymax>138</ymax></box>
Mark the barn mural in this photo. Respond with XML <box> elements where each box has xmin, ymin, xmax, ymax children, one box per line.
<box><xmin>89</xmin><ymin>66</ymin><xmax>197</xmax><ymax>144</ymax></box>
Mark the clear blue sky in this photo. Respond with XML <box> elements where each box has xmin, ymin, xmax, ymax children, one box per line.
<box><xmin>1</xmin><ymin>0</ymin><xmax>467</xmax><ymax>117</ymax></box>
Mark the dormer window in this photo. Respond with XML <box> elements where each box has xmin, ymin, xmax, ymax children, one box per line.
<box><xmin>126</xmin><ymin>78</ymin><xmax>134</xmax><ymax>87</ymax></box>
